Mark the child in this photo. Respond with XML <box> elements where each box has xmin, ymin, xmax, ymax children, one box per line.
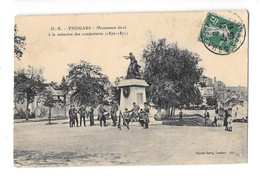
<box><xmin>227</xmin><ymin>115</ymin><xmax>233</xmax><ymax>132</ymax></box>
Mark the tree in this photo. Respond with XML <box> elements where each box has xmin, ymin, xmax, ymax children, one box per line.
<box><xmin>60</xmin><ymin>76</ymin><xmax>69</xmax><ymax>93</ymax></box>
<box><xmin>191</xmin><ymin>88</ymin><xmax>204</xmax><ymax>107</ymax></box>
<box><xmin>49</xmin><ymin>81</ymin><xmax>59</xmax><ymax>89</ymax></box>
<box><xmin>60</xmin><ymin>76</ymin><xmax>70</xmax><ymax>116</ymax></box>
<box><xmin>14</xmin><ymin>24</ymin><xmax>26</xmax><ymax>60</ymax></box>
<box><xmin>66</xmin><ymin>60</ymin><xmax>110</xmax><ymax>107</ymax></box>
<box><xmin>206</xmin><ymin>96</ymin><xmax>217</xmax><ymax>107</ymax></box>
<box><xmin>110</xmin><ymin>76</ymin><xmax>124</xmax><ymax>104</ymax></box>
<box><xmin>142</xmin><ymin>38</ymin><xmax>203</xmax><ymax>118</ymax></box>
<box><xmin>43</xmin><ymin>90</ymin><xmax>56</xmax><ymax>124</ymax></box>
<box><xmin>14</xmin><ymin>66</ymin><xmax>46</xmax><ymax>120</ymax></box>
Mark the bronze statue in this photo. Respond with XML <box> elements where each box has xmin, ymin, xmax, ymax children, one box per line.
<box><xmin>123</xmin><ymin>52</ymin><xmax>141</xmax><ymax>79</ymax></box>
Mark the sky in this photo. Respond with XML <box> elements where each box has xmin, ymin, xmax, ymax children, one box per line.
<box><xmin>15</xmin><ymin>11</ymin><xmax>248</xmax><ymax>87</ymax></box>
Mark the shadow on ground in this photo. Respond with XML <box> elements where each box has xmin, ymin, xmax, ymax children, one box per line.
<box><xmin>45</xmin><ymin>123</ymin><xmax>59</xmax><ymax>125</ymax></box>
<box><xmin>162</xmin><ymin>115</ymin><xmax>214</xmax><ymax>126</ymax></box>
<box><xmin>14</xmin><ymin>116</ymin><xmax>68</xmax><ymax>124</ymax></box>
<box><xmin>14</xmin><ymin>149</ymin><xmax>128</xmax><ymax>167</ymax></box>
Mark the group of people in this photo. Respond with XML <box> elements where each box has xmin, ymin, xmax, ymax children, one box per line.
<box><xmin>68</xmin><ymin>105</ymin><xmax>94</xmax><ymax>127</ymax></box>
<box><xmin>68</xmin><ymin>102</ymin><xmax>150</xmax><ymax>130</ymax></box>
<box><xmin>178</xmin><ymin>108</ymin><xmax>232</xmax><ymax>131</ymax></box>
<box><xmin>118</xmin><ymin>102</ymin><xmax>150</xmax><ymax>130</ymax></box>
<box><xmin>203</xmin><ymin>108</ymin><xmax>233</xmax><ymax>132</ymax></box>
<box><xmin>223</xmin><ymin>110</ymin><xmax>233</xmax><ymax>132</ymax></box>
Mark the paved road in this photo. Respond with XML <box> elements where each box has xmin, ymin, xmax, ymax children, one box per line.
<box><xmin>14</xmin><ymin>118</ymin><xmax>247</xmax><ymax>167</ymax></box>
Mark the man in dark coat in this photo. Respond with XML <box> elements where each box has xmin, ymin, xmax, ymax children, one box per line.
<box><xmin>212</xmin><ymin>116</ymin><xmax>218</xmax><ymax>127</ymax></box>
<box><xmin>179</xmin><ymin>110</ymin><xmax>183</xmax><ymax>125</ymax></box>
<box><xmin>111</xmin><ymin>104</ymin><xmax>118</xmax><ymax>126</ymax></box>
<box><xmin>204</xmin><ymin>109</ymin><xmax>210</xmax><ymax>127</ymax></box>
<box><xmin>98</xmin><ymin>104</ymin><xmax>107</xmax><ymax>127</ymax></box>
<box><xmin>224</xmin><ymin>110</ymin><xmax>229</xmax><ymax>131</ymax></box>
<box><xmin>78</xmin><ymin>106</ymin><xmax>86</xmax><ymax>127</ymax></box>
<box><xmin>88</xmin><ymin>107</ymin><xmax>95</xmax><ymax>126</ymax></box>
<box><xmin>143</xmin><ymin>102</ymin><xmax>150</xmax><ymax>129</ymax></box>
<box><xmin>68</xmin><ymin>105</ymin><xmax>74</xmax><ymax>127</ymax></box>
<box><xmin>73</xmin><ymin>105</ymin><xmax>79</xmax><ymax>127</ymax></box>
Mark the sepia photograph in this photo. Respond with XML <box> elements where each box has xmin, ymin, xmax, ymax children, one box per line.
<box><xmin>13</xmin><ymin>10</ymin><xmax>248</xmax><ymax>167</ymax></box>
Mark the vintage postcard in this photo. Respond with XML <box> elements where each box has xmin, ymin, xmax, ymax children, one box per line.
<box><xmin>14</xmin><ymin>10</ymin><xmax>248</xmax><ymax>167</ymax></box>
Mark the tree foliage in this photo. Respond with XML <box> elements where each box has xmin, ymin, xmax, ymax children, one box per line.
<box><xmin>66</xmin><ymin>60</ymin><xmax>110</xmax><ymax>107</ymax></box>
<box><xmin>14</xmin><ymin>24</ymin><xmax>26</xmax><ymax>60</ymax></box>
<box><xmin>191</xmin><ymin>88</ymin><xmax>204</xmax><ymax>107</ymax></box>
<box><xmin>59</xmin><ymin>76</ymin><xmax>69</xmax><ymax>108</ymax></box>
<box><xmin>60</xmin><ymin>76</ymin><xmax>69</xmax><ymax>93</ymax></box>
<box><xmin>43</xmin><ymin>90</ymin><xmax>56</xmax><ymax>123</ymax></box>
<box><xmin>142</xmin><ymin>38</ymin><xmax>203</xmax><ymax>111</ymax></box>
<box><xmin>110</xmin><ymin>76</ymin><xmax>124</xmax><ymax>104</ymax></box>
<box><xmin>14</xmin><ymin>66</ymin><xmax>46</xmax><ymax>120</ymax></box>
<box><xmin>206</xmin><ymin>96</ymin><xmax>218</xmax><ymax>107</ymax></box>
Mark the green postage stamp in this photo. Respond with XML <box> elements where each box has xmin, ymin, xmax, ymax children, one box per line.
<box><xmin>199</xmin><ymin>12</ymin><xmax>246</xmax><ymax>55</ymax></box>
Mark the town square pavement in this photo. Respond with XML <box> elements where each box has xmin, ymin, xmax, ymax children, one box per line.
<box><xmin>14</xmin><ymin>118</ymin><xmax>247</xmax><ymax>167</ymax></box>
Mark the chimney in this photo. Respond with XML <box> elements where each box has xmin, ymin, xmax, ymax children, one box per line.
<box><xmin>214</xmin><ymin>77</ymin><xmax>216</xmax><ymax>84</ymax></box>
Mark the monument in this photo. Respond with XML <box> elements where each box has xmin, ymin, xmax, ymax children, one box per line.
<box><xmin>118</xmin><ymin>53</ymin><xmax>148</xmax><ymax>111</ymax></box>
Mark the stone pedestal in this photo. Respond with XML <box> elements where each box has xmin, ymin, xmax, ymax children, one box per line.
<box><xmin>118</xmin><ymin>79</ymin><xmax>148</xmax><ymax>111</ymax></box>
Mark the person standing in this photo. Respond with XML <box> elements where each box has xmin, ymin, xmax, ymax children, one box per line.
<box><xmin>117</xmin><ymin>110</ymin><xmax>122</xmax><ymax>130</ymax></box>
<box><xmin>179</xmin><ymin>109</ymin><xmax>183</xmax><ymax>125</ymax></box>
<box><xmin>212</xmin><ymin>116</ymin><xmax>218</xmax><ymax>127</ymax></box>
<box><xmin>143</xmin><ymin>102</ymin><xmax>150</xmax><ymax>129</ymax></box>
<box><xmin>111</xmin><ymin>103</ymin><xmax>118</xmax><ymax>126</ymax></box>
<box><xmin>223</xmin><ymin>110</ymin><xmax>229</xmax><ymax>131</ymax></box>
<box><xmin>97</xmin><ymin>104</ymin><xmax>103</xmax><ymax>121</ymax></box>
<box><xmin>98</xmin><ymin>104</ymin><xmax>107</xmax><ymax>127</ymax></box>
<box><xmin>73</xmin><ymin>105</ymin><xmax>79</xmax><ymax>127</ymax></box>
<box><xmin>88</xmin><ymin>107</ymin><xmax>94</xmax><ymax>126</ymax></box>
<box><xmin>68</xmin><ymin>105</ymin><xmax>74</xmax><ymax>127</ymax></box>
<box><xmin>78</xmin><ymin>106</ymin><xmax>86</xmax><ymax>127</ymax></box>
<box><xmin>227</xmin><ymin>115</ymin><xmax>233</xmax><ymax>132</ymax></box>
<box><xmin>204</xmin><ymin>109</ymin><xmax>210</xmax><ymax>127</ymax></box>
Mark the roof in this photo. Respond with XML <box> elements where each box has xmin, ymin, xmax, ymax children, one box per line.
<box><xmin>215</xmin><ymin>80</ymin><xmax>225</xmax><ymax>84</ymax></box>
<box><xmin>225</xmin><ymin>86</ymin><xmax>247</xmax><ymax>92</ymax></box>
<box><xmin>224</xmin><ymin>95</ymin><xmax>237</xmax><ymax>104</ymax></box>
